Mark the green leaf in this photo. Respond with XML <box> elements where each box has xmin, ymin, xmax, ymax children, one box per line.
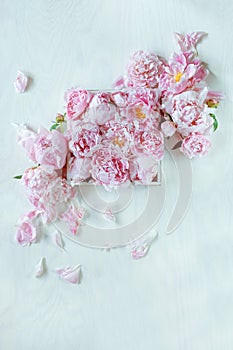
<box><xmin>210</xmin><ymin>113</ymin><xmax>218</xmax><ymax>132</ymax></box>
<box><xmin>50</xmin><ymin>123</ymin><xmax>60</xmax><ymax>131</ymax></box>
<box><xmin>14</xmin><ymin>175</ymin><xmax>22</xmax><ymax>179</ymax></box>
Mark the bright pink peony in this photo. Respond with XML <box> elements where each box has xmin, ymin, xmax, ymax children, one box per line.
<box><xmin>33</xmin><ymin>128</ymin><xmax>68</xmax><ymax>173</ymax></box>
<box><xmin>160</xmin><ymin>52</ymin><xmax>208</xmax><ymax>94</ymax></box>
<box><xmin>65</xmin><ymin>88</ymin><xmax>92</xmax><ymax>120</ymax></box>
<box><xmin>91</xmin><ymin>145</ymin><xmax>130</xmax><ymax>189</ymax></box>
<box><xmin>180</xmin><ymin>133</ymin><xmax>211</xmax><ymax>158</ymax></box>
<box><xmin>127</xmin><ymin>50</ymin><xmax>164</xmax><ymax>88</ymax></box>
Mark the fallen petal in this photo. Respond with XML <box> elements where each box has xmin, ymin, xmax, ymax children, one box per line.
<box><xmin>35</xmin><ymin>257</ymin><xmax>46</xmax><ymax>277</ymax></box>
<box><xmin>103</xmin><ymin>208</ymin><xmax>116</xmax><ymax>222</ymax></box>
<box><xmin>14</xmin><ymin>70</ymin><xmax>28</xmax><ymax>93</ymax></box>
<box><xmin>53</xmin><ymin>230</ymin><xmax>65</xmax><ymax>250</ymax></box>
<box><xmin>131</xmin><ymin>244</ymin><xmax>149</xmax><ymax>259</ymax></box>
<box><xmin>56</xmin><ymin>265</ymin><xmax>82</xmax><ymax>284</ymax></box>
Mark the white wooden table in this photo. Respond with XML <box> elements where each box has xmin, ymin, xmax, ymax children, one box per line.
<box><xmin>0</xmin><ymin>0</ymin><xmax>232</xmax><ymax>349</ymax></box>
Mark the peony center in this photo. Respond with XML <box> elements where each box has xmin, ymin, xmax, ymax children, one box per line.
<box><xmin>135</xmin><ymin>108</ymin><xmax>146</xmax><ymax>119</ymax></box>
<box><xmin>174</xmin><ymin>71</ymin><xmax>183</xmax><ymax>82</ymax></box>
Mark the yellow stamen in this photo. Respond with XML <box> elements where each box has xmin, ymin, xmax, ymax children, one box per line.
<box><xmin>174</xmin><ymin>71</ymin><xmax>183</xmax><ymax>82</ymax></box>
<box><xmin>113</xmin><ymin>137</ymin><xmax>125</xmax><ymax>147</ymax></box>
<box><xmin>135</xmin><ymin>108</ymin><xmax>146</xmax><ymax>119</ymax></box>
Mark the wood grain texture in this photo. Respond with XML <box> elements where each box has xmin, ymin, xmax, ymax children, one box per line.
<box><xmin>0</xmin><ymin>0</ymin><xmax>233</xmax><ymax>349</ymax></box>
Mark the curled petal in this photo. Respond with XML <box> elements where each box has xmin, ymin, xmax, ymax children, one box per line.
<box><xmin>53</xmin><ymin>230</ymin><xmax>64</xmax><ymax>250</ymax></box>
<box><xmin>35</xmin><ymin>257</ymin><xmax>46</xmax><ymax>277</ymax></box>
<box><xmin>56</xmin><ymin>265</ymin><xmax>82</xmax><ymax>284</ymax></box>
<box><xmin>14</xmin><ymin>71</ymin><xmax>28</xmax><ymax>93</ymax></box>
<box><xmin>131</xmin><ymin>245</ymin><xmax>149</xmax><ymax>259</ymax></box>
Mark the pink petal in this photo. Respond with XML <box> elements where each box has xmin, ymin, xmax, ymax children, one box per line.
<box><xmin>14</xmin><ymin>70</ymin><xmax>28</xmax><ymax>93</ymax></box>
<box><xmin>131</xmin><ymin>245</ymin><xmax>149</xmax><ymax>259</ymax></box>
<box><xmin>103</xmin><ymin>207</ymin><xmax>116</xmax><ymax>222</ymax></box>
<box><xmin>130</xmin><ymin>229</ymin><xmax>158</xmax><ymax>260</ymax></box>
<box><xmin>56</xmin><ymin>265</ymin><xmax>82</xmax><ymax>284</ymax></box>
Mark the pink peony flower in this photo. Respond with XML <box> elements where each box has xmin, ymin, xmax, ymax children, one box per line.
<box><xmin>16</xmin><ymin>211</ymin><xmax>39</xmax><ymax>246</ymax></box>
<box><xmin>132</xmin><ymin>129</ymin><xmax>164</xmax><ymax>160</ymax></box>
<box><xmin>161</xmin><ymin>120</ymin><xmax>176</xmax><ymax>137</ymax></box>
<box><xmin>129</xmin><ymin>155</ymin><xmax>159</xmax><ymax>184</ymax></box>
<box><xmin>65</xmin><ymin>88</ymin><xmax>92</xmax><ymax>120</ymax></box>
<box><xmin>68</xmin><ymin>156</ymin><xmax>92</xmax><ymax>181</ymax></box>
<box><xmin>16</xmin><ymin>124</ymin><xmax>37</xmax><ymax>161</ymax></box>
<box><xmin>90</xmin><ymin>145</ymin><xmax>130</xmax><ymax>189</ymax></box>
<box><xmin>22</xmin><ymin>166</ymin><xmax>76</xmax><ymax>223</ymax></box>
<box><xmin>174</xmin><ymin>32</ymin><xmax>207</xmax><ymax>53</ymax></box>
<box><xmin>163</xmin><ymin>89</ymin><xmax>213</xmax><ymax>137</ymax></box>
<box><xmin>101</xmin><ymin>120</ymin><xmax>132</xmax><ymax>154</ymax></box>
<box><xmin>88</xmin><ymin>92</ymin><xmax>117</xmax><ymax>125</ymax></box>
<box><xmin>34</xmin><ymin>128</ymin><xmax>68</xmax><ymax>173</ymax></box>
<box><xmin>160</xmin><ymin>52</ymin><xmax>208</xmax><ymax>94</ymax></box>
<box><xmin>111</xmin><ymin>91</ymin><xmax>129</xmax><ymax>108</ymax></box>
<box><xmin>127</xmin><ymin>87</ymin><xmax>160</xmax><ymax>110</ymax></box>
<box><xmin>180</xmin><ymin>133</ymin><xmax>211</xmax><ymax>158</ymax></box>
<box><xmin>14</xmin><ymin>71</ymin><xmax>28</xmax><ymax>93</ymax></box>
<box><xmin>69</xmin><ymin>122</ymin><xmax>100</xmax><ymax>158</ymax></box>
<box><xmin>127</xmin><ymin>50</ymin><xmax>164</xmax><ymax>88</ymax></box>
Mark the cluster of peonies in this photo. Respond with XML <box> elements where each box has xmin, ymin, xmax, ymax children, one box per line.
<box><xmin>66</xmin><ymin>88</ymin><xmax>163</xmax><ymax>189</ymax></box>
<box><xmin>15</xmin><ymin>32</ymin><xmax>223</xmax><ymax>245</ymax></box>
<box><xmin>113</xmin><ymin>31</ymin><xmax>223</xmax><ymax>159</ymax></box>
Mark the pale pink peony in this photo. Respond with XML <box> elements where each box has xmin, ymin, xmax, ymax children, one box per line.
<box><xmin>111</xmin><ymin>91</ymin><xmax>129</xmax><ymax>108</ymax></box>
<box><xmin>127</xmin><ymin>50</ymin><xmax>164</xmax><ymax>88</ymax></box>
<box><xmin>174</xmin><ymin>32</ymin><xmax>207</xmax><ymax>53</ymax></box>
<box><xmin>33</xmin><ymin>128</ymin><xmax>68</xmax><ymax>173</ymax></box>
<box><xmin>163</xmin><ymin>89</ymin><xmax>213</xmax><ymax>137</ymax></box>
<box><xmin>161</xmin><ymin>120</ymin><xmax>176</xmax><ymax>137</ymax></box>
<box><xmin>91</xmin><ymin>145</ymin><xmax>130</xmax><ymax>189</ymax></box>
<box><xmin>16</xmin><ymin>211</ymin><xmax>39</xmax><ymax>246</ymax></box>
<box><xmin>88</xmin><ymin>92</ymin><xmax>117</xmax><ymax>125</ymax></box>
<box><xmin>180</xmin><ymin>133</ymin><xmax>211</xmax><ymax>158</ymax></box>
<box><xmin>16</xmin><ymin>124</ymin><xmax>37</xmax><ymax>161</ymax></box>
<box><xmin>129</xmin><ymin>155</ymin><xmax>159</xmax><ymax>184</ymax></box>
<box><xmin>101</xmin><ymin>120</ymin><xmax>132</xmax><ymax>154</ymax></box>
<box><xmin>14</xmin><ymin>71</ymin><xmax>28</xmax><ymax>93</ymax></box>
<box><xmin>22</xmin><ymin>166</ymin><xmax>76</xmax><ymax>223</ymax></box>
<box><xmin>160</xmin><ymin>52</ymin><xmax>208</xmax><ymax>94</ymax></box>
<box><xmin>132</xmin><ymin>129</ymin><xmax>164</xmax><ymax>160</ymax></box>
<box><xmin>69</xmin><ymin>123</ymin><xmax>100</xmax><ymax>158</ymax></box>
<box><xmin>68</xmin><ymin>156</ymin><xmax>92</xmax><ymax>181</ymax></box>
<box><xmin>65</xmin><ymin>88</ymin><xmax>92</xmax><ymax>120</ymax></box>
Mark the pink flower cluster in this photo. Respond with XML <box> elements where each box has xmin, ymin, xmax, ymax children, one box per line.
<box><xmin>15</xmin><ymin>32</ymin><xmax>223</xmax><ymax>243</ymax></box>
<box><xmin>113</xmin><ymin>31</ymin><xmax>223</xmax><ymax>159</ymax></box>
<box><xmin>66</xmin><ymin>88</ymin><xmax>163</xmax><ymax>189</ymax></box>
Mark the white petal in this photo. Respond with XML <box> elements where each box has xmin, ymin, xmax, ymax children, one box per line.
<box><xmin>103</xmin><ymin>207</ymin><xmax>116</xmax><ymax>222</ymax></box>
<box><xmin>53</xmin><ymin>230</ymin><xmax>64</xmax><ymax>250</ymax></box>
<box><xmin>56</xmin><ymin>265</ymin><xmax>82</xmax><ymax>284</ymax></box>
<box><xmin>35</xmin><ymin>257</ymin><xmax>46</xmax><ymax>277</ymax></box>
<box><xmin>14</xmin><ymin>70</ymin><xmax>28</xmax><ymax>93</ymax></box>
